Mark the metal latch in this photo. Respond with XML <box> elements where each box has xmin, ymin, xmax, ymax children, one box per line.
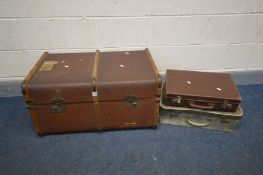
<box><xmin>50</xmin><ymin>100</ymin><xmax>65</xmax><ymax>112</ymax></box>
<box><xmin>172</xmin><ymin>96</ymin><xmax>182</xmax><ymax>104</ymax></box>
<box><xmin>223</xmin><ymin>100</ymin><xmax>233</xmax><ymax>109</ymax></box>
<box><xmin>126</xmin><ymin>96</ymin><xmax>139</xmax><ymax>108</ymax></box>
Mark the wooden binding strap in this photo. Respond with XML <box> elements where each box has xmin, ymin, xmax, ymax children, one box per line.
<box><xmin>145</xmin><ymin>48</ymin><xmax>161</xmax><ymax>128</ymax></box>
<box><xmin>22</xmin><ymin>52</ymin><xmax>48</xmax><ymax>136</ymax></box>
<box><xmin>28</xmin><ymin>109</ymin><xmax>44</xmax><ymax>136</ymax></box>
<box><xmin>92</xmin><ymin>50</ymin><xmax>102</xmax><ymax>131</ymax></box>
<box><xmin>22</xmin><ymin>52</ymin><xmax>48</xmax><ymax>102</ymax></box>
<box><xmin>92</xmin><ymin>50</ymin><xmax>99</xmax><ymax>94</ymax></box>
<box><xmin>145</xmin><ymin>48</ymin><xmax>161</xmax><ymax>88</ymax></box>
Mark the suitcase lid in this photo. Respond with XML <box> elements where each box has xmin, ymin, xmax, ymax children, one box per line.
<box><xmin>165</xmin><ymin>69</ymin><xmax>242</xmax><ymax>103</ymax></box>
<box><xmin>23</xmin><ymin>52</ymin><xmax>95</xmax><ymax>104</ymax></box>
<box><xmin>96</xmin><ymin>50</ymin><xmax>160</xmax><ymax>101</ymax></box>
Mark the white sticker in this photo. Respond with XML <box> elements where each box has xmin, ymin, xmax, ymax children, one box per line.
<box><xmin>92</xmin><ymin>91</ymin><xmax>98</xmax><ymax>96</ymax></box>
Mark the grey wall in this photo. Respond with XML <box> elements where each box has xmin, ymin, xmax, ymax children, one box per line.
<box><xmin>0</xmin><ymin>0</ymin><xmax>263</xmax><ymax>94</ymax></box>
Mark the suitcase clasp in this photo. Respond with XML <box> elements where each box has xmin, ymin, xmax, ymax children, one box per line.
<box><xmin>172</xmin><ymin>96</ymin><xmax>182</xmax><ymax>104</ymax></box>
<box><xmin>223</xmin><ymin>100</ymin><xmax>233</xmax><ymax>109</ymax></box>
<box><xmin>126</xmin><ymin>96</ymin><xmax>139</xmax><ymax>108</ymax></box>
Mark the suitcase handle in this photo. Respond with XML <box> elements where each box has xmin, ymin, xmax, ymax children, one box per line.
<box><xmin>188</xmin><ymin>101</ymin><xmax>214</xmax><ymax>110</ymax></box>
<box><xmin>186</xmin><ymin>119</ymin><xmax>211</xmax><ymax>127</ymax></box>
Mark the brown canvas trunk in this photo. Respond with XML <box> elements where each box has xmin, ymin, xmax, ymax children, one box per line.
<box><xmin>22</xmin><ymin>49</ymin><xmax>161</xmax><ymax>136</ymax></box>
<box><xmin>164</xmin><ymin>69</ymin><xmax>242</xmax><ymax>112</ymax></box>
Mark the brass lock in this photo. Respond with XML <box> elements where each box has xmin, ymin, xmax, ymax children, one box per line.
<box><xmin>50</xmin><ymin>100</ymin><xmax>65</xmax><ymax>112</ymax></box>
<box><xmin>126</xmin><ymin>96</ymin><xmax>139</xmax><ymax>108</ymax></box>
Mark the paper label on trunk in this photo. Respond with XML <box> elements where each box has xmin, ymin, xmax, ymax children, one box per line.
<box><xmin>38</xmin><ymin>61</ymin><xmax>58</xmax><ymax>72</ymax></box>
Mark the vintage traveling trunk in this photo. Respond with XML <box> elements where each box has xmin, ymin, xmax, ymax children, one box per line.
<box><xmin>22</xmin><ymin>49</ymin><xmax>161</xmax><ymax>136</ymax></box>
<box><xmin>164</xmin><ymin>69</ymin><xmax>242</xmax><ymax>112</ymax></box>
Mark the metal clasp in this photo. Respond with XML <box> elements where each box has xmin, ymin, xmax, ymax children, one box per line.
<box><xmin>223</xmin><ymin>100</ymin><xmax>233</xmax><ymax>109</ymax></box>
<box><xmin>126</xmin><ymin>96</ymin><xmax>139</xmax><ymax>108</ymax></box>
<box><xmin>172</xmin><ymin>96</ymin><xmax>182</xmax><ymax>104</ymax></box>
<box><xmin>50</xmin><ymin>99</ymin><xmax>65</xmax><ymax>112</ymax></box>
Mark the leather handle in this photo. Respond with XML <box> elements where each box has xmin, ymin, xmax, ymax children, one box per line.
<box><xmin>187</xmin><ymin>119</ymin><xmax>211</xmax><ymax>127</ymax></box>
<box><xmin>188</xmin><ymin>101</ymin><xmax>214</xmax><ymax>110</ymax></box>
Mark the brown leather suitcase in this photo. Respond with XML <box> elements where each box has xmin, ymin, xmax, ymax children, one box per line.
<box><xmin>22</xmin><ymin>49</ymin><xmax>161</xmax><ymax>136</ymax></box>
<box><xmin>164</xmin><ymin>69</ymin><xmax>242</xmax><ymax>112</ymax></box>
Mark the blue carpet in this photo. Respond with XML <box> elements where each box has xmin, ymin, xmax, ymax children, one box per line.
<box><xmin>0</xmin><ymin>84</ymin><xmax>263</xmax><ymax>175</ymax></box>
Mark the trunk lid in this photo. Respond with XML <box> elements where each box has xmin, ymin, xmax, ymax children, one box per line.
<box><xmin>97</xmin><ymin>50</ymin><xmax>160</xmax><ymax>101</ymax></box>
<box><xmin>24</xmin><ymin>52</ymin><xmax>95</xmax><ymax>104</ymax></box>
